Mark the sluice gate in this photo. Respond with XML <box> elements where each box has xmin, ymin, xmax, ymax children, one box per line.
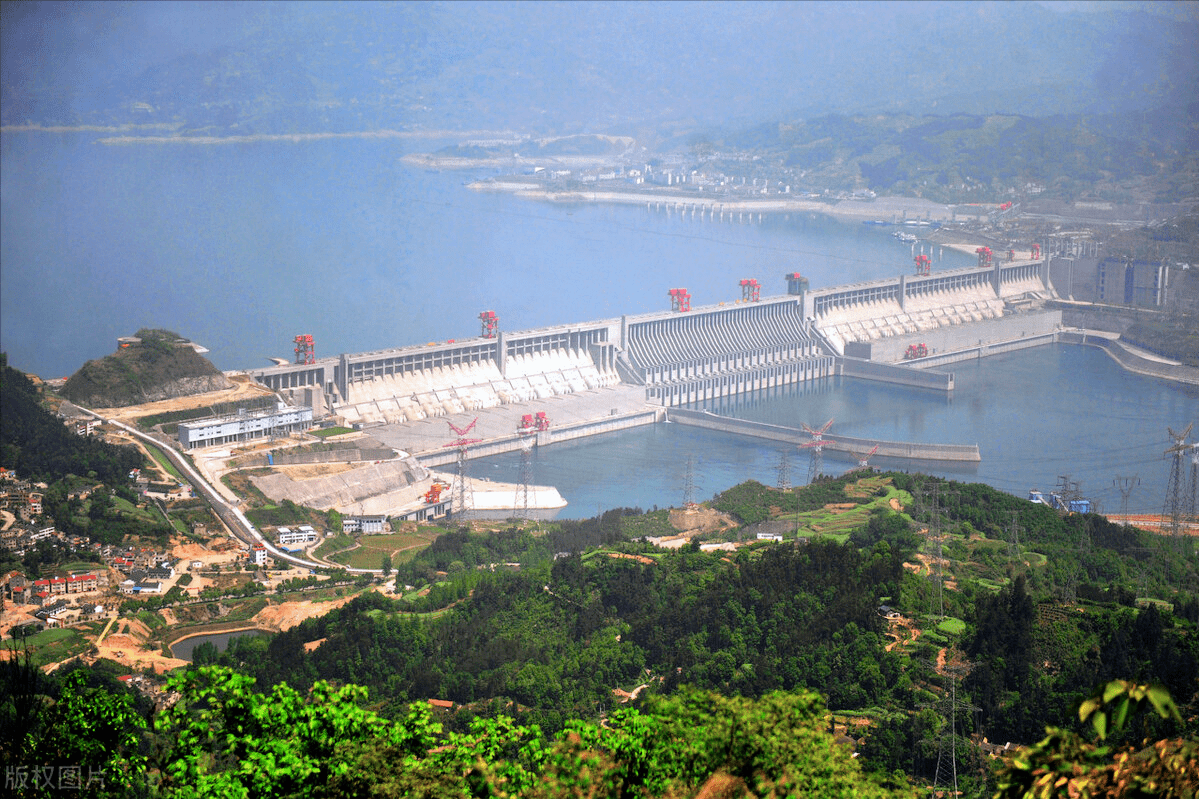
<box><xmin>621</xmin><ymin>297</ymin><xmax>834</xmax><ymax>407</ymax></box>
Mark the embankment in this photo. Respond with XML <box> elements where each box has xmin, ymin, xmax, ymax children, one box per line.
<box><xmin>1058</xmin><ymin>331</ymin><xmax>1199</xmax><ymax>386</ymax></box>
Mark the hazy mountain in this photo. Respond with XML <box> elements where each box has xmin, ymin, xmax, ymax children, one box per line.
<box><xmin>3</xmin><ymin>1</ymin><xmax>1196</xmax><ymax>138</ymax></box>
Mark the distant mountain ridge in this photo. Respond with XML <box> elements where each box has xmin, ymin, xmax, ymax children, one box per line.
<box><xmin>60</xmin><ymin>328</ymin><xmax>232</xmax><ymax>408</ymax></box>
<box><xmin>3</xmin><ymin>2</ymin><xmax>1196</xmax><ymax>138</ymax></box>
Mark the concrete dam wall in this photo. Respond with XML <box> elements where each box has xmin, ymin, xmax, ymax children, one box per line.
<box><xmin>248</xmin><ymin>257</ymin><xmax>1061</xmax><ymax>422</ymax></box>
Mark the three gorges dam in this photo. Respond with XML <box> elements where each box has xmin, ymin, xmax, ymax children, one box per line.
<box><xmin>242</xmin><ymin>252</ymin><xmax>1098</xmax><ymax>519</ymax></box>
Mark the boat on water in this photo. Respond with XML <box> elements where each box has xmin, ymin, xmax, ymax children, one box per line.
<box><xmin>893</xmin><ymin>231</ymin><xmax>918</xmax><ymax>243</ymax></box>
<box><xmin>862</xmin><ymin>219</ymin><xmax>890</xmax><ymax>226</ymax></box>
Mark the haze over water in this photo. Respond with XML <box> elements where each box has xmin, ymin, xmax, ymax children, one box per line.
<box><xmin>3</xmin><ymin>133</ymin><xmax>1197</xmax><ymax>516</ymax></box>
<box><xmin>1</xmin><ymin>133</ymin><xmax>966</xmax><ymax>377</ymax></box>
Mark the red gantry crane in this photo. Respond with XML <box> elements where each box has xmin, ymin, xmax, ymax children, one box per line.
<box><xmin>785</xmin><ymin>272</ymin><xmax>809</xmax><ymax>295</ymax></box>
<box><xmin>479</xmin><ymin>310</ymin><xmax>498</xmax><ymax>339</ymax></box>
<box><xmin>669</xmin><ymin>288</ymin><xmax>692</xmax><ymax>312</ymax></box>
<box><xmin>423</xmin><ymin>480</ymin><xmax>449</xmax><ymax>505</ymax></box>
<box><xmin>914</xmin><ymin>254</ymin><xmax>931</xmax><ymax>276</ymax></box>
<box><xmin>739</xmin><ymin>278</ymin><xmax>761</xmax><ymax>302</ymax></box>
<box><xmin>904</xmin><ymin>343</ymin><xmax>929</xmax><ymax>360</ymax></box>
<box><xmin>293</xmin><ymin>334</ymin><xmax>315</xmax><ymax>365</ymax></box>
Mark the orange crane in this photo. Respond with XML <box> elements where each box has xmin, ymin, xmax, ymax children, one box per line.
<box><xmin>423</xmin><ymin>480</ymin><xmax>449</xmax><ymax>504</ymax></box>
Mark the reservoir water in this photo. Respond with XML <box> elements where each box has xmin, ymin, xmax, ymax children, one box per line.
<box><xmin>3</xmin><ymin>133</ymin><xmax>1197</xmax><ymax>516</ymax></box>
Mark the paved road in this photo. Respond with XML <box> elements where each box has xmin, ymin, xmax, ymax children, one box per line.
<box><xmin>75</xmin><ymin>406</ymin><xmax>382</xmax><ymax>574</ymax></box>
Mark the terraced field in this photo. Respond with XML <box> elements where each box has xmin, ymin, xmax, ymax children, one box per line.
<box><xmin>330</xmin><ymin>530</ymin><xmax>440</xmax><ymax>569</ymax></box>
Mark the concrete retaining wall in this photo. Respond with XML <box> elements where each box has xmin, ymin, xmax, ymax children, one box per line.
<box><xmin>1052</xmin><ymin>302</ymin><xmax>1149</xmax><ymax>334</ymax></box>
<box><xmin>256</xmin><ymin>448</ymin><xmax>395</xmax><ymax>466</ymax></box>
<box><xmin>863</xmin><ymin>309</ymin><xmax>1061</xmax><ymax>364</ymax></box>
<box><xmin>248</xmin><ymin>458</ymin><xmax>430</xmax><ymax>513</ymax></box>
<box><xmin>837</xmin><ymin>358</ymin><xmax>953</xmax><ymax>390</ymax></box>
<box><xmin>906</xmin><ymin>330</ymin><xmax>1058</xmax><ymax>369</ymax></box>
<box><xmin>648</xmin><ymin>356</ymin><xmax>836</xmax><ymax>406</ymax></box>
<box><xmin>415</xmin><ymin>408</ymin><xmax>665</xmax><ymax>467</ymax></box>
<box><xmin>1059</xmin><ymin>331</ymin><xmax>1199</xmax><ymax>386</ymax></box>
<box><xmin>667</xmin><ymin>408</ymin><xmax>980</xmax><ymax>462</ymax></box>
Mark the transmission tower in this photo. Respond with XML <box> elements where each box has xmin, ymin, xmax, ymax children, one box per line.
<box><xmin>1114</xmin><ymin>474</ymin><xmax>1140</xmax><ymax>519</ymax></box>
<box><xmin>927</xmin><ymin>482</ymin><xmax>954</xmax><ymax>621</ymax></box>
<box><xmin>800</xmin><ymin>418</ymin><xmax>834</xmax><ymax>484</ymax></box>
<box><xmin>1056</xmin><ymin>474</ymin><xmax>1084</xmax><ymax>514</ymax></box>
<box><xmin>1188</xmin><ymin>443</ymin><xmax>1199</xmax><ymax>525</ymax></box>
<box><xmin>1163</xmin><ymin>424</ymin><xmax>1193</xmax><ymax>545</ymax></box>
<box><xmin>514</xmin><ymin>424</ymin><xmax>535</xmax><ymax>520</ymax></box>
<box><xmin>1007</xmin><ymin>510</ymin><xmax>1021</xmax><ymax>567</ymax></box>
<box><xmin>683</xmin><ymin>455</ymin><xmax>697</xmax><ymax>509</ymax></box>
<box><xmin>932</xmin><ymin>669</ymin><xmax>960</xmax><ymax>797</ymax></box>
<box><xmin>444</xmin><ymin>418</ymin><xmax>482</xmax><ymax>519</ymax></box>
<box><xmin>852</xmin><ymin>444</ymin><xmax>880</xmax><ymax>471</ymax></box>
<box><xmin>776</xmin><ymin>451</ymin><xmax>791</xmax><ymax>492</ymax></box>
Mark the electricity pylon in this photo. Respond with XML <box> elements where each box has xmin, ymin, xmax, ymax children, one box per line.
<box><xmin>800</xmin><ymin>418</ymin><xmax>834</xmax><ymax>484</ymax></box>
<box><xmin>1114</xmin><ymin>474</ymin><xmax>1140</xmax><ymax>518</ymax></box>
<box><xmin>776</xmin><ymin>451</ymin><xmax>791</xmax><ymax>491</ymax></box>
<box><xmin>1163</xmin><ymin>424</ymin><xmax>1193</xmax><ymax>545</ymax></box>
<box><xmin>444</xmin><ymin>418</ymin><xmax>481</xmax><ymax>519</ymax></box>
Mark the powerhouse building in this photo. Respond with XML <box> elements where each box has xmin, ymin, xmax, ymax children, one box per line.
<box><xmin>178</xmin><ymin>406</ymin><xmax>314</xmax><ymax>449</ymax></box>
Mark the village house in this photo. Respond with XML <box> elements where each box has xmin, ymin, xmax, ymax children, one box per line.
<box><xmin>3</xmin><ymin>571</ymin><xmax>30</xmax><ymax>605</ymax></box>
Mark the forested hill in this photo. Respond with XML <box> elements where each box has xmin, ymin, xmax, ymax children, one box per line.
<box><xmin>199</xmin><ymin>472</ymin><xmax>1198</xmax><ymax>794</ymax></box>
<box><xmin>708</xmin><ymin>106</ymin><xmax>1199</xmax><ymax>204</ymax></box>
<box><xmin>5</xmin><ymin>469</ymin><xmax>1196</xmax><ymax>796</ymax></box>
<box><xmin>60</xmin><ymin>328</ymin><xmax>232</xmax><ymax>408</ymax></box>
<box><xmin>0</xmin><ymin>353</ymin><xmax>140</xmax><ymax>484</ymax></box>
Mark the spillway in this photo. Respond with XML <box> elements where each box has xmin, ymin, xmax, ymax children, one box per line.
<box><xmin>248</xmin><ymin>258</ymin><xmax>1059</xmax><ymax>421</ymax></box>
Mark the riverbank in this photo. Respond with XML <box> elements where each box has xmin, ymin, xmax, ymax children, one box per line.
<box><xmin>468</xmin><ymin>179</ymin><xmax>990</xmax><ymax>223</ymax></box>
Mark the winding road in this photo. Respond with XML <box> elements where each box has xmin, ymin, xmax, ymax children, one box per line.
<box><xmin>77</xmin><ymin>405</ymin><xmax>383</xmax><ymax>574</ymax></box>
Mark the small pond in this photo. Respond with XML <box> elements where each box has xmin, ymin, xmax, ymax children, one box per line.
<box><xmin>170</xmin><ymin>629</ymin><xmax>270</xmax><ymax>661</ymax></box>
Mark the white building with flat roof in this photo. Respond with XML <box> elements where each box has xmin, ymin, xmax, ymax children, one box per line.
<box><xmin>277</xmin><ymin>527</ymin><xmax>318</xmax><ymax>546</ymax></box>
<box><xmin>178</xmin><ymin>406</ymin><xmax>314</xmax><ymax>449</ymax></box>
<box><xmin>343</xmin><ymin>516</ymin><xmax>387</xmax><ymax>534</ymax></box>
